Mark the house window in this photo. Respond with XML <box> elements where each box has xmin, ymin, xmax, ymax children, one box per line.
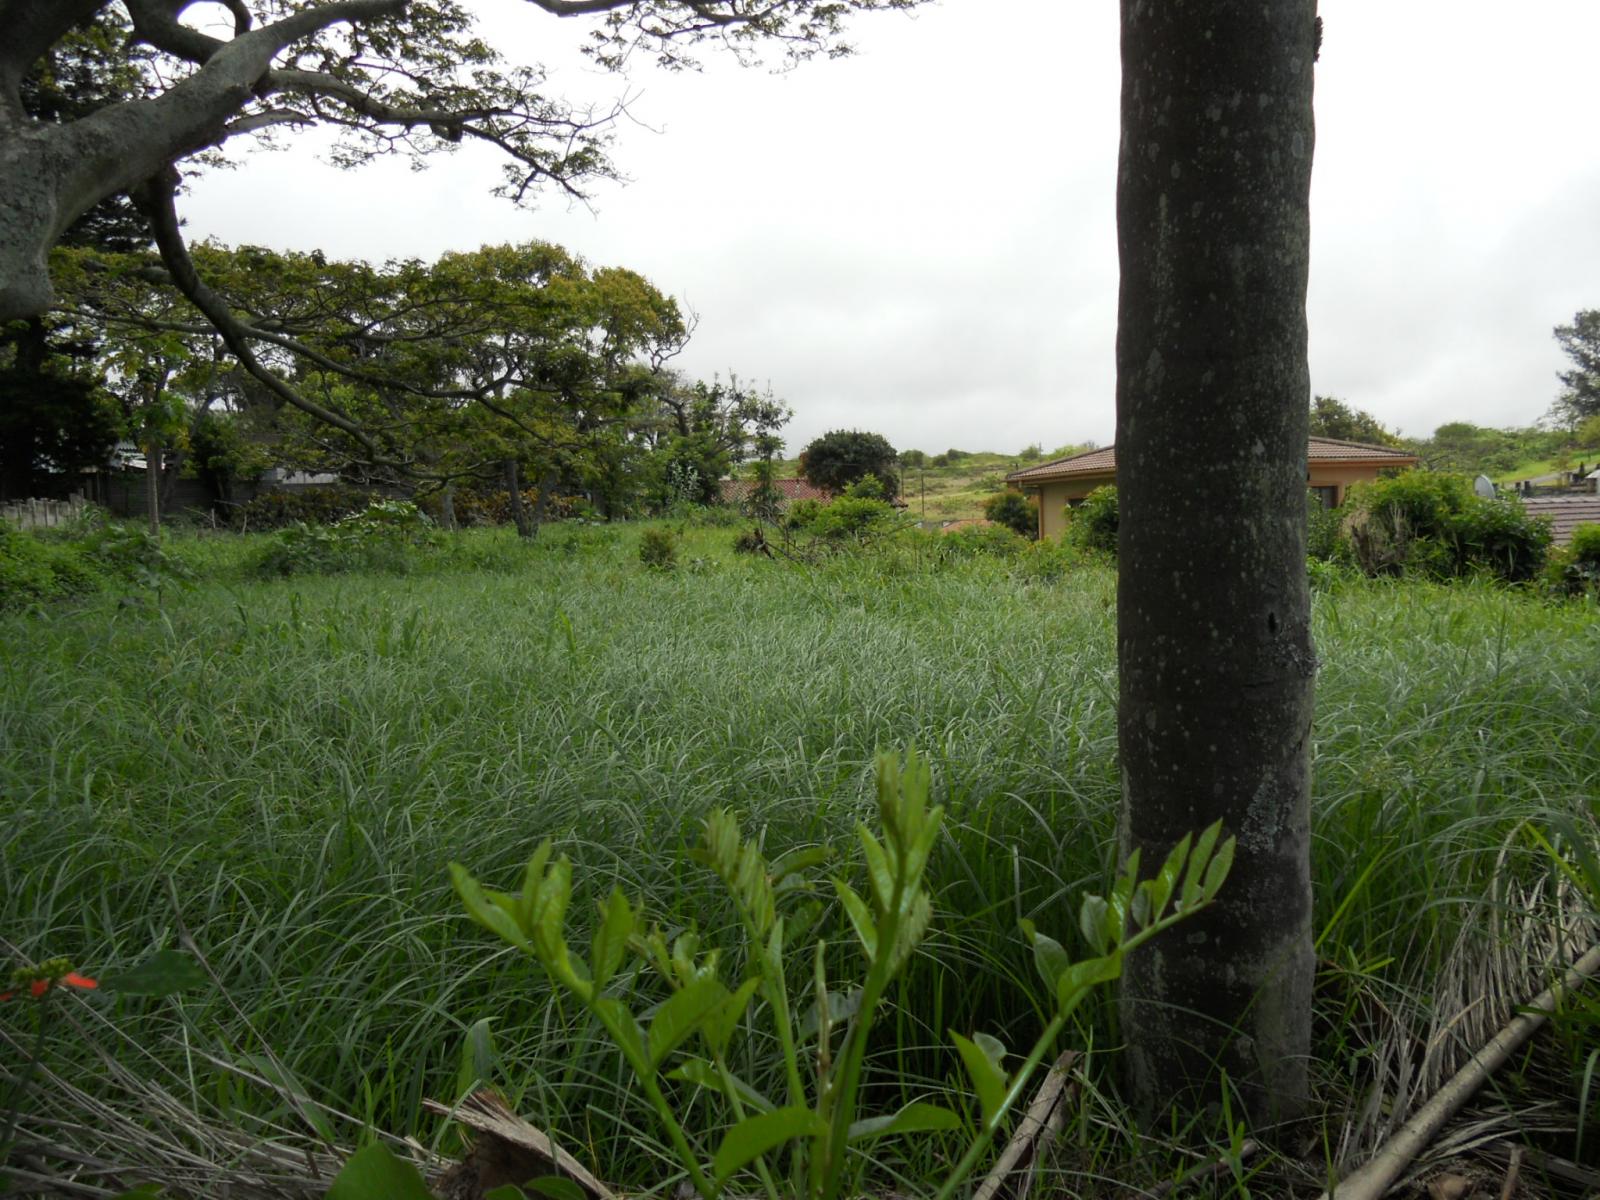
<box><xmin>1311</xmin><ymin>485</ymin><xmax>1338</xmax><ymax>509</ymax></box>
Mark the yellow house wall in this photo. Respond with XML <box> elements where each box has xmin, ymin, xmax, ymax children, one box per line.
<box><xmin>1308</xmin><ymin>462</ymin><xmax>1400</xmax><ymax>506</ymax></box>
<box><xmin>1021</xmin><ymin>462</ymin><xmax>1406</xmax><ymax>539</ymax></box>
<box><xmin>1031</xmin><ymin>473</ymin><xmax>1115</xmax><ymax>539</ymax></box>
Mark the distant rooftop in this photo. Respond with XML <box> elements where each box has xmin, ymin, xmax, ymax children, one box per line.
<box><xmin>1006</xmin><ymin>436</ymin><xmax>1418</xmax><ymax>484</ymax></box>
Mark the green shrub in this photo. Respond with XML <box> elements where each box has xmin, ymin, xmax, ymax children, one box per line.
<box><xmin>233</xmin><ymin>484</ymin><xmax>380</xmax><ymax>531</ymax></box>
<box><xmin>0</xmin><ymin>526</ymin><xmax>101</xmax><ymax>609</ymax></box>
<box><xmin>638</xmin><ymin>525</ymin><xmax>678</xmax><ymax>571</ymax></box>
<box><xmin>785</xmin><ymin>498</ymin><xmax>823</xmax><ymax>531</ymax></box>
<box><xmin>1306</xmin><ymin>490</ymin><xmax>1343</xmax><ymax>561</ymax></box>
<box><xmin>810</xmin><ymin>495</ymin><xmax>898</xmax><ymax>541</ymax></box>
<box><xmin>983</xmin><ymin>490</ymin><xmax>1038</xmax><ymax>539</ymax></box>
<box><xmin>1341</xmin><ymin>471</ymin><xmax>1551</xmax><ymax>582</ymax></box>
<box><xmin>1545</xmin><ymin>522</ymin><xmax>1600</xmax><ymax>598</ymax></box>
<box><xmin>253</xmin><ymin>500</ymin><xmax>435</xmax><ymax>577</ymax></box>
<box><xmin>1065</xmin><ymin>485</ymin><xmax>1118</xmax><ymax>556</ymax></box>
<box><xmin>940</xmin><ymin>523</ymin><xmax>1027</xmax><ymax>560</ymax></box>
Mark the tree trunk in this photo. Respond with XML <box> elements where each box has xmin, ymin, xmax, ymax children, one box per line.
<box><xmin>1115</xmin><ymin>0</ymin><xmax>1317</xmax><ymax>1126</ymax></box>
<box><xmin>504</xmin><ymin>457</ymin><xmax>532</xmax><ymax>538</ymax></box>
<box><xmin>440</xmin><ymin>483</ymin><xmax>457</xmax><ymax>531</ymax></box>
<box><xmin>144</xmin><ymin>441</ymin><xmax>161</xmax><ymax>535</ymax></box>
<box><xmin>528</xmin><ymin>465</ymin><xmax>560</xmax><ymax>536</ymax></box>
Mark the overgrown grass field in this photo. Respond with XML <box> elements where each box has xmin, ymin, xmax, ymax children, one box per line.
<box><xmin>3</xmin><ymin>523</ymin><xmax>1598</xmax><ymax>1194</ymax></box>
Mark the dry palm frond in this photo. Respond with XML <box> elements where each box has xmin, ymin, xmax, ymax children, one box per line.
<box><xmin>0</xmin><ymin>985</ymin><xmax>440</xmax><ymax>1198</ymax></box>
<box><xmin>1324</xmin><ymin>813</ymin><xmax>1600</xmax><ymax>1176</ymax></box>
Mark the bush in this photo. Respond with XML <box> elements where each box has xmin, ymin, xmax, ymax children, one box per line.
<box><xmin>809</xmin><ymin>495</ymin><xmax>898</xmax><ymax>541</ymax></box>
<box><xmin>233</xmin><ymin>485</ymin><xmax>380</xmax><ymax>532</ymax></box>
<box><xmin>1065</xmin><ymin>485</ymin><xmax>1118</xmax><ymax>556</ymax></box>
<box><xmin>253</xmin><ymin>500</ymin><xmax>435</xmax><ymax>577</ymax></box>
<box><xmin>1340</xmin><ymin>471</ymin><xmax>1551</xmax><ymax>583</ymax></box>
<box><xmin>939</xmin><ymin>523</ymin><xmax>1027</xmax><ymax>560</ymax></box>
<box><xmin>0</xmin><ymin>526</ymin><xmax>101</xmax><ymax>609</ymax></box>
<box><xmin>1545</xmin><ymin>522</ymin><xmax>1600</xmax><ymax>598</ymax></box>
<box><xmin>983</xmin><ymin>490</ymin><xmax>1039</xmax><ymax>538</ymax></box>
<box><xmin>0</xmin><ymin>519</ymin><xmax>191</xmax><ymax>609</ymax></box>
<box><xmin>1306</xmin><ymin>491</ymin><xmax>1343</xmax><ymax>561</ymax></box>
<box><xmin>785</xmin><ymin>498</ymin><xmax>824</xmax><ymax>531</ymax></box>
<box><xmin>638</xmin><ymin>526</ymin><xmax>678</xmax><ymax>571</ymax></box>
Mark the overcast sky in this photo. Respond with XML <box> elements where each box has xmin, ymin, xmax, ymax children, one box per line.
<box><xmin>179</xmin><ymin>1</ymin><xmax>1600</xmax><ymax>458</ymax></box>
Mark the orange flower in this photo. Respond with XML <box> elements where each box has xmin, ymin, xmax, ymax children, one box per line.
<box><xmin>1</xmin><ymin>962</ymin><xmax>97</xmax><ymax>1002</ymax></box>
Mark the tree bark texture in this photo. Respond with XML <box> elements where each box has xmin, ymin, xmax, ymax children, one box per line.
<box><xmin>505</xmin><ymin>458</ymin><xmax>532</xmax><ymax>539</ymax></box>
<box><xmin>1115</xmin><ymin>0</ymin><xmax>1317</xmax><ymax>1125</ymax></box>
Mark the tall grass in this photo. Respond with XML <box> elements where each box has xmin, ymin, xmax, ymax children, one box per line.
<box><xmin>1</xmin><ymin>524</ymin><xmax>1596</xmax><ymax>1191</ymax></box>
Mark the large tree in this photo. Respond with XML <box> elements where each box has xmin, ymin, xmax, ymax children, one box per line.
<box><xmin>0</xmin><ymin>0</ymin><xmax>926</xmax><ymax>327</ymax></box>
<box><xmin>1309</xmin><ymin>394</ymin><xmax>1400</xmax><ymax>446</ymax></box>
<box><xmin>797</xmin><ymin>428</ymin><xmax>899</xmax><ymax>498</ymax></box>
<box><xmin>1551</xmin><ymin>309</ymin><xmax>1600</xmax><ymax>427</ymax></box>
<box><xmin>1115</xmin><ymin>1</ymin><xmax>1317</xmax><ymax>1123</ymax></box>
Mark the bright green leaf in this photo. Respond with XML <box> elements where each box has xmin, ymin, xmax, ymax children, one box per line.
<box><xmin>847</xmin><ymin>1100</ymin><xmax>962</xmax><ymax>1143</ymax></box>
<box><xmin>649</xmin><ymin>976</ymin><xmax>727</xmax><ymax>1070</ymax></box>
<box><xmin>711</xmin><ymin>1106</ymin><xmax>825</xmax><ymax>1184</ymax></box>
<box><xmin>704</xmin><ymin>975</ymin><xmax>761</xmax><ymax>1057</ymax></box>
<box><xmin>668</xmin><ymin>1058</ymin><xmax>775</xmax><ymax>1114</ymax></box>
<box><xmin>834</xmin><ymin>879</ymin><xmax>878</xmax><ymax>962</ymax></box>
<box><xmin>951</xmin><ymin>1031</ymin><xmax>1008</xmax><ymax>1126</ymax></box>
<box><xmin>591</xmin><ymin>887</ymin><xmax>633</xmax><ymax>990</ymax></box>
<box><xmin>1027</xmin><ymin>928</ymin><xmax>1071</xmax><ymax>992</ymax></box>
<box><xmin>326</xmin><ymin>1143</ymin><xmax>436</xmax><ymax>1200</ymax></box>
<box><xmin>1077</xmin><ymin>895</ymin><xmax>1109</xmax><ymax>957</ymax></box>
<box><xmin>1203</xmin><ymin>836</ymin><xmax>1236</xmax><ymax>901</ymax></box>
<box><xmin>455</xmin><ymin>1017</ymin><xmax>497</xmax><ymax>1099</ymax></box>
<box><xmin>451</xmin><ymin>863</ymin><xmax>532</xmax><ymax>952</ymax></box>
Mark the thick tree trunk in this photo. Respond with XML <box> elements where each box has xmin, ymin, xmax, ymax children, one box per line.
<box><xmin>505</xmin><ymin>458</ymin><xmax>532</xmax><ymax>538</ymax></box>
<box><xmin>1115</xmin><ymin>0</ymin><xmax>1317</xmax><ymax>1126</ymax></box>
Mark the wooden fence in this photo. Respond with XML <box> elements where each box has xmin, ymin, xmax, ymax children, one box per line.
<box><xmin>1</xmin><ymin>493</ymin><xmax>88</xmax><ymax>531</ymax></box>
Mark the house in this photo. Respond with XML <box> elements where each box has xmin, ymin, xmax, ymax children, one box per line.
<box><xmin>1004</xmin><ymin>436</ymin><xmax>1420</xmax><ymax>541</ymax></box>
<box><xmin>718</xmin><ymin>478</ymin><xmax>832</xmax><ymax>508</ymax></box>
<box><xmin>1518</xmin><ymin>495</ymin><xmax>1600</xmax><ymax>548</ymax></box>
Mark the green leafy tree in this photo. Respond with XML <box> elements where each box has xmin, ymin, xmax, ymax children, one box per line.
<box><xmin>982</xmin><ymin>489</ymin><xmax>1038</xmax><ymax>539</ymax></box>
<box><xmin>1551</xmin><ymin>310</ymin><xmax>1600</xmax><ymax>428</ymax></box>
<box><xmin>1308</xmin><ymin>395</ymin><xmax>1400</xmax><ymax>446</ymax></box>
<box><xmin>797</xmin><ymin>430</ymin><xmax>899</xmax><ymax>500</ymax></box>
<box><xmin>56</xmin><ymin>238</ymin><xmax>693</xmax><ymax>533</ymax></box>
<box><xmin>0</xmin><ymin>1</ymin><xmax>930</xmax><ymax>326</ymax></box>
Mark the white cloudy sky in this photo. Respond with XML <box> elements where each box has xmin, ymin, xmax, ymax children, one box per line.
<box><xmin>179</xmin><ymin>1</ymin><xmax>1600</xmax><ymax>457</ymax></box>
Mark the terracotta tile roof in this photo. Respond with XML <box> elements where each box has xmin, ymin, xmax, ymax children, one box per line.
<box><xmin>1304</xmin><ymin>436</ymin><xmax>1419</xmax><ymax>462</ymax></box>
<box><xmin>1005</xmin><ymin>446</ymin><xmax>1116</xmax><ymax>483</ymax></box>
<box><xmin>1005</xmin><ymin>436</ymin><xmax>1417</xmax><ymax>483</ymax></box>
<box><xmin>719</xmin><ymin>477</ymin><xmax>831</xmax><ymax>504</ymax></box>
<box><xmin>1519</xmin><ymin>495</ymin><xmax>1600</xmax><ymax>547</ymax></box>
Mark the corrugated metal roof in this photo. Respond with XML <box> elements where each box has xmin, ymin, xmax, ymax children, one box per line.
<box><xmin>1519</xmin><ymin>495</ymin><xmax>1600</xmax><ymax>547</ymax></box>
<box><xmin>1005</xmin><ymin>436</ymin><xmax>1418</xmax><ymax>483</ymax></box>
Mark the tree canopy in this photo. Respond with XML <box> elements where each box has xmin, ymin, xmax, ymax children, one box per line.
<box><xmin>0</xmin><ymin>0</ymin><xmax>928</xmax><ymax>325</ymax></box>
<box><xmin>1551</xmin><ymin>309</ymin><xmax>1600</xmax><ymax>427</ymax></box>
<box><xmin>797</xmin><ymin>429</ymin><xmax>899</xmax><ymax>498</ymax></box>
<box><xmin>1308</xmin><ymin>395</ymin><xmax>1400</xmax><ymax>446</ymax></box>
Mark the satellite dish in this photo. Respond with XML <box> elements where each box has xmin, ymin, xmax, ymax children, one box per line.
<box><xmin>1473</xmin><ymin>474</ymin><xmax>1496</xmax><ymax>499</ymax></box>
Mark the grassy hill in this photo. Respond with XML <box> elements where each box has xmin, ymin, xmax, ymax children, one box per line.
<box><xmin>758</xmin><ymin>444</ymin><xmax>1094</xmax><ymax>523</ymax></box>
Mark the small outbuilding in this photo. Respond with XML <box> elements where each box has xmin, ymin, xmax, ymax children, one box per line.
<box><xmin>1004</xmin><ymin>436</ymin><xmax>1420</xmax><ymax>541</ymax></box>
